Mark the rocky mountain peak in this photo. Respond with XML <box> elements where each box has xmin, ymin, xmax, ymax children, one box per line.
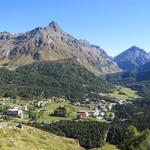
<box><xmin>127</xmin><ymin>46</ymin><xmax>147</xmax><ymax>54</ymax></box>
<box><xmin>114</xmin><ymin>46</ymin><xmax>150</xmax><ymax>71</ymax></box>
<box><xmin>48</xmin><ymin>21</ymin><xmax>63</xmax><ymax>32</ymax></box>
<box><xmin>0</xmin><ymin>21</ymin><xmax>121</xmax><ymax>75</ymax></box>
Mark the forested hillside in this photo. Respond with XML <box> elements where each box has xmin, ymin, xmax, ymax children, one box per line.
<box><xmin>106</xmin><ymin>66</ymin><xmax>150</xmax><ymax>97</ymax></box>
<box><xmin>0</xmin><ymin>59</ymin><xmax>113</xmax><ymax>99</ymax></box>
<box><xmin>35</xmin><ymin>121</ymin><xmax>109</xmax><ymax>149</ymax></box>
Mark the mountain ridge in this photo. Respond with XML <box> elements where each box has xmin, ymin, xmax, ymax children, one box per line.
<box><xmin>0</xmin><ymin>21</ymin><xmax>121</xmax><ymax>75</ymax></box>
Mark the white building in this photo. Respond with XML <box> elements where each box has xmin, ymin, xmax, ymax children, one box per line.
<box><xmin>7</xmin><ymin>108</ymin><xmax>23</xmax><ymax>118</ymax></box>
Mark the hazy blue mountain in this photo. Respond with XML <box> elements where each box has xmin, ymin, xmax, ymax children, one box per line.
<box><xmin>114</xmin><ymin>46</ymin><xmax>150</xmax><ymax>71</ymax></box>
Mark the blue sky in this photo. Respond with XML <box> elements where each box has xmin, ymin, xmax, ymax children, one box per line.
<box><xmin>0</xmin><ymin>0</ymin><xmax>150</xmax><ymax>56</ymax></box>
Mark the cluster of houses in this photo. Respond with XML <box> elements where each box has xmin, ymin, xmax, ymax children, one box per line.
<box><xmin>77</xmin><ymin>100</ymin><xmax>116</xmax><ymax>121</ymax></box>
<box><xmin>33</xmin><ymin>97</ymin><xmax>69</xmax><ymax>108</ymax></box>
<box><xmin>73</xmin><ymin>91</ymin><xmax>135</xmax><ymax>121</ymax></box>
<box><xmin>0</xmin><ymin>97</ymin><xmax>14</xmax><ymax>101</ymax></box>
<box><xmin>116</xmin><ymin>98</ymin><xmax>133</xmax><ymax>105</ymax></box>
<box><xmin>33</xmin><ymin>99</ymin><xmax>51</xmax><ymax>108</ymax></box>
<box><xmin>77</xmin><ymin>96</ymin><xmax>135</xmax><ymax>121</ymax></box>
<box><xmin>93</xmin><ymin>100</ymin><xmax>115</xmax><ymax>120</ymax></box>
<box><xmin>0</xmin><ymin>92</ymin><xmax>135</xmax><ymax>122</ymax></box>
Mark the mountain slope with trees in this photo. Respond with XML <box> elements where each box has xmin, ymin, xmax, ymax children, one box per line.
<box><xmin>0</xmin><ymin>59</ymin><xmax>113</xmax><ymax>99</ymax></box>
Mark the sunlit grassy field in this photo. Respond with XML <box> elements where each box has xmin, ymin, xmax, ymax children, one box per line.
<box><xmin>109</xmin><ymin>86</ymin><xmax>140</xmax><ymax>99</ymax></box>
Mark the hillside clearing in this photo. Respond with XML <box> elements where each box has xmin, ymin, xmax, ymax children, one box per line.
<box><xmin>109</xmin><ymin>86</ymin><xmax>140</xmax><ymax>99</ymax></box>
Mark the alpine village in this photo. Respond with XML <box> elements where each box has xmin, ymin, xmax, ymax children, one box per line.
<box><xmin>0</xmin><ymin>8</ymin><xmax>150</xmax><ymax>150</ymax></box>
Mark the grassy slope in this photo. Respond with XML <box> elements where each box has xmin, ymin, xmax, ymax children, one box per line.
<box><xmin>0</xmin><ymin>123</ymin><xmax>84</xmax><ymax>150</ymax></box>
<box><xmin>109</xmin><ymin>86</ymin><xmax>140</xmax><ymax>99</ymax></box>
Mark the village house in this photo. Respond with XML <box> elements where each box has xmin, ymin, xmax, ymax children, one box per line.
<box><xmin>77</xmin><ymin>111</ymin><xmax>89</xmax><ymax>119</ymax></box>
<box><xmin>73</xmin><ymin>102</ymin><xmax>81</xmax><ymax>106</ymax></box>
<box><xmin>6</xmin><ymin>107</ymin><xmax>23</xmax><ymax>118</ymax></box>
<box><xmin>6</xmin><ymin>105</ymin><xmax>28</xmax><ymax>119</ymax></box>
<box><xmin>53</xmin><ymin>106</ymin><xmax>68</xmax><ymax>117</ymax></box>
<box><xmin>88</xmin><ymin>111</ymin><xmax>95</xmax><ymax>116</ymax></box>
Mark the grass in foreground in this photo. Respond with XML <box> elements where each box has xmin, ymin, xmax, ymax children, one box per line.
<box><xmin>0</xmin><ymin>122</ymin><xmax>84</xmax><ymax>150</ymax></box>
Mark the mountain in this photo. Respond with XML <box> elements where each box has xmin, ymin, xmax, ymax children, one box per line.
<box><xmin>0</xmin><ymin>123</ymin><xmax>84</xmax><ymax>150</ymax></box>
<box><xmin>114</xmin><ymin>46</ymin><xmax>150</xmax><ymax>71</ymax></box>
<box><xmin>0</xmin><ymin>21</ymin><xmax>120</xmax><ymax>75</ymax></box>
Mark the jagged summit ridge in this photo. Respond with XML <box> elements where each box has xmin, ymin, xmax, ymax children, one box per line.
<box><xmin>48</xmin><ymin>21</ymin><xmax>63</xmax><ymax>32</ymax></box>
<box><xmin>0</xmin><ymin>21</ymin><xmax>121</xmax><ymax>75</ymax></box>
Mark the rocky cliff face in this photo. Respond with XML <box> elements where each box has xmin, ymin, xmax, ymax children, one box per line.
<box><xmin>0</xmin><ymin>21</ymin><xmax>121</xmax><ymax>75</ymax></box>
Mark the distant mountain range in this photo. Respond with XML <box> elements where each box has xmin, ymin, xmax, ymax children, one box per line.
<box><xmin>0</xmin><ymin>21</ymin><xmax>121</xmax><ymax>75</ymax></box>
<box><xmin>114</xmin><ymin>46</ymin><xmax>150</xmax><ymax>71</ymax></box>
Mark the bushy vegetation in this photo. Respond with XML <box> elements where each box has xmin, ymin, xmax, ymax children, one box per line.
<box><xmin>121</xmin><ymin>126</ymin><xmax>150</xmax><ymax>150</ymax></box>
<box><xmin>0</xmin><ymin>59</ymin><xmax>113</xmax><ymax>100</ymax></box>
